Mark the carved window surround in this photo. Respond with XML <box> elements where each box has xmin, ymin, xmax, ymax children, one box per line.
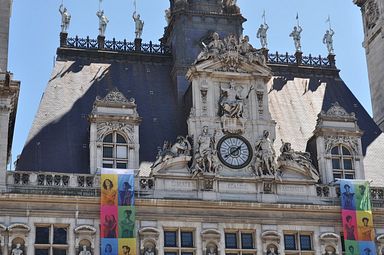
<box><xmin>7</xmin><ymin>223</ymin><xmax>30</xmax><ymax>250</ymax></box>
<box><xmin>89</xmin><ymin>88</ymin><xmax>141</xmax><ymax>173</ymax></box>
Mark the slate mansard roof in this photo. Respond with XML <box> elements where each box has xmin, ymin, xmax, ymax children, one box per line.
<box><xmin>16</xmin><ymin>48</ymin><xmax>187</xmax><ymax>173</ymax></box>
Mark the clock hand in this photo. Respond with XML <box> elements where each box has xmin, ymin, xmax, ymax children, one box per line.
<box><xmin>224</xmin><ymin>146</ymin><xmax>242</xmax><ymax>158</ymax></box>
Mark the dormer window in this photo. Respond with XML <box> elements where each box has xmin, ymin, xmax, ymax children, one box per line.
<box><xmin>331</xmin><ymin>145</ymin><xmax>354</xmax><ymax>180</ymax></box>
<box><xmin>102</xmin><ymin>132</ymin><xmax>128</xmax><ymax>169</ymax></box>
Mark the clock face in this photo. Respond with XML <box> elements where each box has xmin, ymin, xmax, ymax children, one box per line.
<box><xmin>217</xmin><ymin>135</ymin><xmax>252</xmax><ymax>169</ymax></box>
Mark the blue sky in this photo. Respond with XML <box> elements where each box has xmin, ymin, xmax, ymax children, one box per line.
<box><xmin>8</xmin><ymin>0</ymin><xmax>369</xmax><ymax>168</ymax></box>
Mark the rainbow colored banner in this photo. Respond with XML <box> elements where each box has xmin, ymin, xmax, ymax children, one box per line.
<box><xmin>340</xmin><ymin>180</ymin><xmax>376</xmax><ymax>255</ymax></box>
<box><xmin>101</xmin><ymin>169</ymin><xmax>136</xmax><ymax>255</ymax></box>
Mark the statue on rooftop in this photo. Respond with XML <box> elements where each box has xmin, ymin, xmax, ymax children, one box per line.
<box><xmin>96</xmin><ymin>10</ymin><xmax>109</xmax><ymax>36</ymax></box>
<box><xmin>132</xmin><ymin>11</ymin><xmax>144</xmax><ymax>39</ymax></box>
<box><xmin>59</xmin><ymin>4</ymin><xmax>71</xmax><ymax>33</ymax></box>
<box><xmin>289</xmin><ymin>25</ymin><xmax>303</xmax><ymax>52</ymax></box>
<box><xmin>256</xmin><ymin>24</ymin><xmax>269</xmax><ymax>49</ymax></box>
<box><xmin>323</xmin><ymin>29</ymin><xmax>335</xmax><ymax>54</ymax></box>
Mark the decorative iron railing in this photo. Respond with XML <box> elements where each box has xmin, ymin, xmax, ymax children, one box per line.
<box><xmin>267</xmin><ymin>51</ymin><xmax>332</xmax><ymax>68</ymax></box>
<box><xmin>64</xmin><ymin>36</ymin><xmax>172</xmax><ymax>55</ymax></box>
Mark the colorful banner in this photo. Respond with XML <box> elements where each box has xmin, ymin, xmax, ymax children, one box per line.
<box><xmin>101</xmin><ymin>168</ymin><xmax>136</xmax><ymax>255</ymax></box>
<box><xmin>340</xmin><ymin>180</ymin><xmax>376</xmax><ymax>255</ymax></box>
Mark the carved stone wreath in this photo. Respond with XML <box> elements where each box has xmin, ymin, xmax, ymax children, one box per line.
<box><xmin>324</xmin><ymin>136</ymin><xmax>359</xmax><ymax>154</ymax></box>
<box><xmin>97</xmin><ymin>122</ymin><xmax>135</xmax><ymax>142</ymax></box>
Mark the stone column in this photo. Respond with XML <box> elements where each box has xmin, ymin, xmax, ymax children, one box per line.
<box><xmin>0</xmin><ymin>95</ymin><xmax>10</xmax><ymax>190</ymax></box>
<box><xmin>0</xmin><ymin>0</ymin><xmax>12</xmax><ymax>72</ymax></box>
<box><xmin>295</xmin><ymin>51</ymin><xmax>303</xmax><ymax>66</ymax></box>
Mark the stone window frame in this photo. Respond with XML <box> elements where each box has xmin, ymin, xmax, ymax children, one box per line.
<box><xmin>283</xmin><ymin>231</ymin><xmax>314</xmax><ymax>254</ymax></box>
<box><xmin>163</xmin><ymin>227</ymin><xmax>196</xmax><ymax>255</ymax></box>
<box><xmin>102</xmin><ymin>131</ymin><xmax>129</xmax><ymax>169</ymax></box>
<box><xmin>224</xmin><ymin>229</ymin><xmax>257</xmax><ymax>255</ymax></box>
<box><xmin>331</xmin><ymin>144</ymin><xmax>355</xmax><ymax>180</ymax></box>
<box><xmin>34</xmin><ymin>224</ymin><xmax>69</xmax><ymax>255</ymax></box>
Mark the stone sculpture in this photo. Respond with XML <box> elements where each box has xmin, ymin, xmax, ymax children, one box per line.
<box><xmin>79</xmin><ymin>245</ymin><xmax>92</xmax><ymax>255</ymax></box>
<box><xmin>323</xmin><ymin>29</ymin><xmax>335</xmax><ymax>54</ymax></box>
<box><xmin>193</xmin><ymin>126</ymin><xmax>220</xmax><ymax>174</ymax></box>
<box><xmin>254</xmin><ymin>130</ymin><xmax>276</xmax><ymax>176</ymax></box>
<box><xmin>59</xmin><ymin>4</ymin><xmax>71</xmax><ymax>33</ymax></box>
<box><xmin>289</xmin><ymin>25</ymin><xmax>303</xmax><ymax>52</ymax></box>
<box><xmin>219</xmin><ymin>81</ymin><xmax>252</xmax><ymax>119</ymax></box>
<box><xmin>151</xmin><ymin>136</ymin><xmax>191</xmax><ymax>169</ymax></box>
<box><xmin>11</xmin><ymin>244</ymin><xmax>23</xmax><ymax>255</ymax></box>
<box><xmin>278</xmin><ymin>140</ymin><xmax>319</xmax><ymax>181</ymax></box>
<box><xmin>132</xmin><ymin>11</ymin><xmax>144</xmax><ymax>39</ymax></box>
<box><xmin>96</xmin><ymin>10</ymin><xmax>109</xmax><ymax>36</ymax></box>
<box><xmin>195</xmin><ymin>32</ymin><xmax>266</xmax><ymax>69</ymax></box>
<box><xmin>256</xmin><ymin>23</ymin><xmax>269</xmax><ymax>48</ymax></box>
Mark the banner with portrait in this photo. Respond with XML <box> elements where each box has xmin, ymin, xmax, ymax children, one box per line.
<box><xmin>101</xmin><ymin>168</ymin><xmax>136</xmax><ymax>255</ymax></box>
<box><xmin>340</xmin><ymin>179</ymin><xmax>376</xmax><ymax>255</ymax></box>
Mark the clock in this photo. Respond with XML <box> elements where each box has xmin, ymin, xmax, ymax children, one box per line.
<box><xmin>217</xmin><ymin>135</ymin><xmax>252</xmax><ymax>169</ymax></box>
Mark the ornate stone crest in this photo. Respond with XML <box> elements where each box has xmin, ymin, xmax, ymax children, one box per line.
<box><xmin>95</xmin><ymin>87</ymin><xmax>132</xmax><ymax>104</ymax></box>
<box><xmin>321</xmin><ymin>102</ymin><xmax>355</xmax><ymax>118</ymax></box>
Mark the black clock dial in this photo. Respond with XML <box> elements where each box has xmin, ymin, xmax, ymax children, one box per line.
<box><xmin>217</xmin><ymin>135</ymin><xmax>252</xmax><ymax>169</ymax></box>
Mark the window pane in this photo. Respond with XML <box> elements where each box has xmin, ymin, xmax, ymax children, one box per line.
<box><xmin>116</xmin><ymin>146</ymin><xmax>128</xmax><ymax>159</ymax></box>
<box><xmin>165</xmin><ymin>253</ymin><xmax>177</xmax><ymax>255</ymax></box>
<box><xmin>181</xmin><ymin>253</ymin><xmax>193</xmax><ymax>255</ymax></box>
<box><xmin>343</xmin><ymin>159</ymin><xmax>353</xmax><ymax>170</ymax></box>
<box><xmin>164</xmin><ymin>231</ymin><xmax>177</xmax><ymax>247</ymax></box>
<box><xmin>342</xmin><ymin>146</ymin><xmax>351</xmax><ymax>155</ymax></box>
<box><xmin>284</xmin><ymin>234</ymin><xmax>296</xmax><ymax>250</ymax></box>
<box><xmin>116</xmin><ymin>134</ymin><xmax>127</xmax><ymax>144</ymax></box>
<box><xmin>331</xmin><ymin>147</ymin><xmax>339</xmax><ymax>155</ymax></box>
<box><xmin>35</xmin><ymin>249</ymin><xmax>49</xmax><ymax>255</ymax></box>
<box><xmin>333</xmin><ymin>173</ymin><xmax>342</xmax><ymax>180</ymax></box>
<box><xmin>241</xmin><ymin>233</ymin><xmax>253</xmax><ymax>249</ymax></box>
<box><xmin>35</xmin><ymin>227</ymin><xmax>50</xmax><ymax>244</ymax></box>
<box><xmin>116</xmin><ymin>162</ymin><xmax>127</xmax><ymax>169</ymax></box>
<box><xmin>181</xmin><ymin>231</ymin><xmax>193</xmax><ymax>247</ymax></box>
<box><xmin>225</xmin><ymin>233</ymin><xmax>237</xmax><ymax>249</ymax></box>
<box><xmin>332</xmin><ymin>159</ymin><xmax>340</xmax><ymax>169</ymax></box>
<box><xmin>103</xmin><ymin>146</ymin><xmax>113</xmax><ymax>158</ymax></box>
<box><xmin>345</xmin><ymin>173</ymin><xmax>355</xmax><ymax>179</ymax></box>
<box><xmin>103</xmin><ymin>134</ymin><xmax>113</xmax><ymax>143</ymax></box>
<box><xmin>103</xmin><ymin>162</ymin><xmax>113</xmax><ymax>168</ymax></box>
<box><xmin>300</xmin><ymin>235</ymin><xmax>312</xmax><ymax>251</ymax></box>
<box><xmin>53</xmin><ymin>227</ymin><xmax>67</xmax><ymax>244</ymax></box>
<box><xmin>53</xmin><ymin>249</ymin><xmax>67</xmax><ymax>255</ymax></box>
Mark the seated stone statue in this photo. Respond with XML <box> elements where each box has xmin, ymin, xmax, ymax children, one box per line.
<box><xmin>278</xmin><ymin>140</ymin><xmax>319</xmax><ymax>181</ymax></box>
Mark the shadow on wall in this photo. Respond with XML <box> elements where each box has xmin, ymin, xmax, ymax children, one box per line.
<box><xmin>16</xmin><ymin>58</ymin><xmax>185</xmax><ymax>173</ymax></box>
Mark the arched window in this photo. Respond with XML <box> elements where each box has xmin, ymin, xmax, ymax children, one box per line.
<box><xmin>102</xmin><ymin>132</ymin><xmax>128</xmax><ymax>169</ymax></box>
<box><xmin>331</xmin><ymin>145</ymin><xmax>354</xmax><ymax>180</ymax></box>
